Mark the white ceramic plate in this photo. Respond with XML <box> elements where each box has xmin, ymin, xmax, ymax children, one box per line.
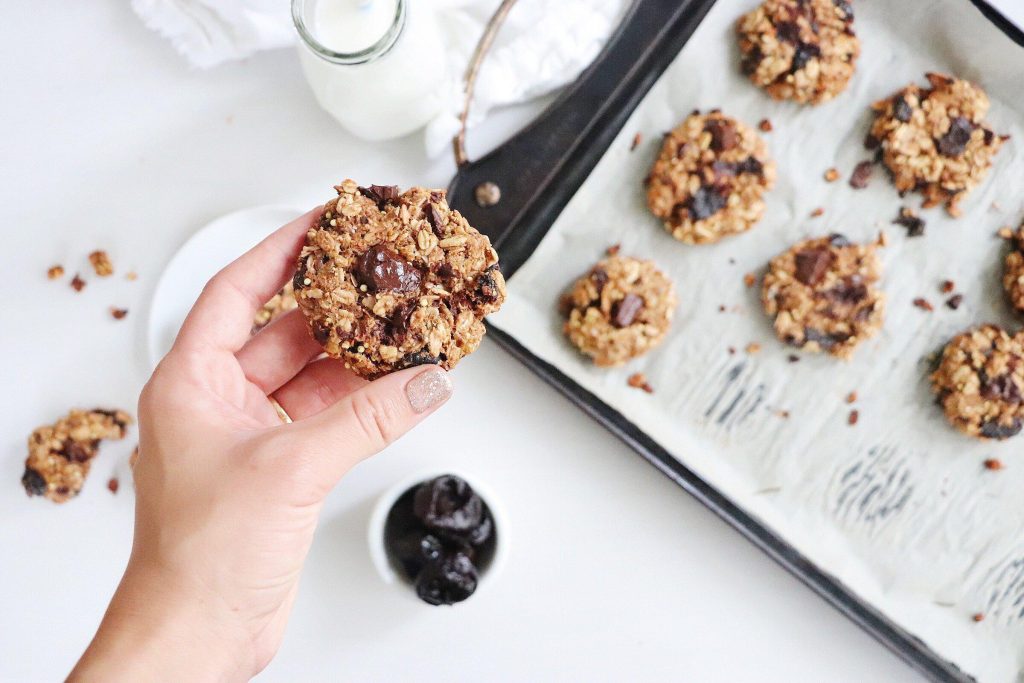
<box><xmin>146</xmin><ymin>205</ymin><xmax>305</xmax><ymax>368</ymax></box>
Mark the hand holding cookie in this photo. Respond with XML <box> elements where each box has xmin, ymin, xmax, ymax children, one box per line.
<box><xmin>72</xmin><ymin>206</ymin><xmax>456</xmax><ymax>680</ymax></box>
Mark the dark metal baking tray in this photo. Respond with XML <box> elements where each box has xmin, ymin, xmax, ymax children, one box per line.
<box><xmin>447</xmin><ymin>1</ymin><xmax>1024</xmax><ymax>680</ymax></box>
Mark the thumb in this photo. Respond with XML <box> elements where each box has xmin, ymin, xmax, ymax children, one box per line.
<box><xmin>290</xmin><ymin>365</ymin><xmax>453</xmax><ymax>480</ymax></box>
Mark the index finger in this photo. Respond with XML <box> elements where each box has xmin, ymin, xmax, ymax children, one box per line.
<box><xmin>175</xmin><ymin>206</ymin><xmax>320</xmax><ymax>354</ymax></box>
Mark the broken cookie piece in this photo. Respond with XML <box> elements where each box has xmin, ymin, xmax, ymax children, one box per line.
<box><xmin>23</xmin><ymin>409</ymin><xmax>133</xmax><ymax>503</ymax></box>
<box><xmin>931</xmin><ymin>325</ymin><xmax>1024</xmax><ymax>440</ymax></box>
<box><xmin>294</xmin><ymin>181</ymin><xmax>506</xmax><ymax>380</ymax></box>
<box><xmin>867</xmin><ymin>73</ymin><xmax>1005</xmax><ymax>216</ymax></box>
<box><xmin>761</xmin><ymin>234</ymin><xmax>884</xmax><ymax>359</ymax></box>
<box><xmin>645</xmin><ymin>110</ymin><xmax>775</xmax><ymax>244</ymax></box>
<box><xmin>736</xmin><ymin>0</ymin><xmax>859</xmax><ymax>105</ymax></box>
<box><xmin>562</xmin><ymin>255</ymin><xmax>677</xmax><ymax>366</ymax></box>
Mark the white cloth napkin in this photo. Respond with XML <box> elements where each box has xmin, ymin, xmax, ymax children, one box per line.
<box><xmin>131</xmin><ymin>0</ymin><xmax>628</xmax><ymax>155</ymax></box>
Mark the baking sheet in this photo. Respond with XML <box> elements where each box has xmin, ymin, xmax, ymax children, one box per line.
<box><xmin>488</xmin><ymin>0</ymin><xmax>1024</xmax><ymax>679</ymax></box>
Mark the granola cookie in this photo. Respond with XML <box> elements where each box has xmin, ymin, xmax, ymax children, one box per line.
<box><xmin>761</xmin><ymin>234</ymin><xmax>884</xmax><ymax>359</ymax></box>
<box><xmin>645</xmin><ymin>111</ymin><xmax>775</xmax><ymax>244</ymax></box>
<box><xmin>867</xmin><ymin>73</ymin><xmax>1006</xmax><ymax>216</ymax></box>
<box><xmin>931</xmin><ymin>325</ymin><xmax>1024</xmax><ymax>440</ymax></box>
<box><xmin>252</xmin><ymin>281</ymin><xmax>297</xmax><ymax>334</ymax></box>
<box><xmin>22</xmin><ymin>409</ymin><xmax>132</xmax><ymax>503</ymax></box>
<box><xmin>562</xmin><ymin>255</ymin><xmax>677</xmax><ymax>366</ymax></box>
<box><xmin>737</xmin><ymin>0</ymin><xmax>859</xmax><ymax>105</ymax></box>
<box><xmin>1003</xmin><ymin>224</ymin><xmax>1024</xmax><ymax>314</ymax></box>
<box><xmin>294</xmin><ymin>182</ymin><xmax>505</xmax><ymax>380</ymax></box>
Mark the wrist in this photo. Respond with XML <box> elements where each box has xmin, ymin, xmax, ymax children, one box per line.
<box><xmin>71</xmin><ymin>560</ymin><xmax>254</xmax><ymax>682</ymax></box>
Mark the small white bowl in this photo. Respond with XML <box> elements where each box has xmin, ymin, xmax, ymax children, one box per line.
<box><xmin>367</xmin><ymin>469</ymin><xmax>509</xmax><ymax>603</ymax></box>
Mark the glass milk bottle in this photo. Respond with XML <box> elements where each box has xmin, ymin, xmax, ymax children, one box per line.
<box><xmin>292</xmin><ymin>0</ymin><xmax>448</xmax><ymax>141</ymax></box>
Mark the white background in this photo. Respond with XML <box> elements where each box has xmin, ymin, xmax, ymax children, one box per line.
<box><xmin>2</xmin><ymin>2</ymin><xmax>1020</xmax><ymax>681</ymax></box>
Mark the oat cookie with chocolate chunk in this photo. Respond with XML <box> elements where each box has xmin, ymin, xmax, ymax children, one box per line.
<box><xmin>646</xmin><ymin>111</ymin><xmax>775</xmax><ymax>244</ymax></box>
<box><xmin>562</xmin><ymin>255</ymin><xmax>676</xmax><ymax>366</ymax></box>
<box><xmin>294</xmin><ymin>181</ymin><xmax>505</xmax><ymax>379</ymax></box>
<box><xmin>931</xmin><ymin>325</ymin><xmax>1024</xmax><ymax>440</ymax></box>
<box><xmin>737</xmin><ymin>0</ymin><xmax>859</xmax><ymax>105</ymax></box>
<box><xmin>1003</xmin><ymin>224</ymin><xmax>1024</xmax><ymax>314</ymax></box>
<box><xmin>22</xmin><ymin>409</ymin><xmax>132</xmax><ymax>503</ymax></box>
<box><xmin>868</xmin><ymin>73</ymin><xmax>1005</xmax><ymax>216</ymax></box>
<box><xmin>252</xmin><ymin>281</ymin><xmax>298</xmax><ymax>334</ymax></box>
<box><xmin>761</xmin><ymin>234</ymin><xmax>884</xmax><ymax>359</ymax></box>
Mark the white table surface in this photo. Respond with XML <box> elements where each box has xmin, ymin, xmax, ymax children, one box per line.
<box><xmin>2</xmin><ymin>2</ymin><xmax>1020</xmax><ymax>681</ymax></box>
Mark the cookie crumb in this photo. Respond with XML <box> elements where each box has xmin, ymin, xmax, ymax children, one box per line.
<box><xmin>107</xmin><ymin>477</ymin><xmax>119</xmax><ymax>494</ymax></box>
<box><xmin>606</xmin><ymin>244</ymin><xmax>621</xmax><ymax>257</ymax></box>
<box><xmin>972</xmin><ymin>613</ymin><xmax>985</xmax><ymax>623</ymax></box>
<box><xmin>893</xmin><ymin>207</ymin><xmax>926</xmax><ymax>237</ymax></box>
<box><xmin>743</xmin><ymin>272</ymin><xmax>757</xmax><ymax>288</ymax></box>
<box><xmin>946</xmin><ymin>294</ymin><xmax>963</xmax><ymax>310</ymax></box>
<box><xmin>846</xmin><ymin>391</ymin><xmax>857</xmax><ymax>404</ymax></box>
<box><xmin>47</xmin><ymin>265</ymin><xmax>65</xmax><ymax>280</ymax></box>
<box><xmin>913</xmin><ymin>297</ymin><xmax>934</xmax><ymax>312</ymax></box>
<box><xmin>787</xmin><ymin>354</ymin><xmax>800</xmax><ymax>363</ymax></box>
<box><xmin>776</xmin><ymin>409</ymin><xmax>790</xmax><ymax>419</ymax></box>
<box><xmin>849</xmin><ymin>161</ymin><xmax>873</xmax><ymax>189</ymax></box>
<box><xmin>630</xmin><ymin>132</ymin><xmax>643</xmax><ymax>151</ymax></box>
<box><xmin>125</xmin><ymin>271</ymin><xmax>138</xmax><ymax>281</ymax></box>
<box><xmin>475</xmin><ymin>181</ymin><xmax>501</xmax><ymax>207</ymax></box>
<box><xmin>824</xmin><ymin>168</ymin><xmax>840</xmax><ymax>182</ymax></box>
<box><xmin>876</xmin><ymin>230</ymin><xmax>889</xmax><ymax>247</ymax></box>
<box><xmin>810</xmin><ymin>207</ymin><xmax>824</xmax><ymax>218</ymax></box>
<box><xmin>758</xmin><ymin>118</ymin><xmax>773</xmax><ymax>132</ymax></box>
<box><xmin>848</xmin><ymin>409</ymin><xmax>859</xmax><ymax>425</ymax></box>
<box><xmin>718</xmin><ymin>304</ymin><xmax>726</xmax><ymax>312</ymax></box>
<box><xmin>728</xmin><ymin>346</ymin><xmax>736</xmax><ymax>355</ymax></box>
<box><xmin>89</xmin><ymin>250</ymin><xmax>114</xmax><ymax>277</ymax></box>
<box><xmin>745</xmin><ymin>342</ymin><xmax>761</xmax><ymax>355</ymax></box>
<box><xmin>940</xmin><ymin>280</ymin><xmax>955</xmax><ymax>294</ymax></box>
<box><xmin>627</xmin><ymin>373</ymin><xmax>654</xmax><ymax>393</ymax></box>
<box><xmin>983</xmin><ymin>458</ymin><xmax>1004</xmax><ymax>470</ymax></box>
<box><xmin>110</xmin><ymin>307</ymin><xmax>128</xmax><ymax>320</ymax></box>
<box><xmin>70</xmin><ymin>273</ymin><xmax>86</xmax><ymax>292</ymax></box>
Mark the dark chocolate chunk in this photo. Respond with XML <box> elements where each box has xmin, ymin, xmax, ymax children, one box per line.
<box><xmin>711</xmin><ymin>160</ymin><xmax>737</xmax><ymax>177</ymax></box>
<box><xmin>414</xmin><ymin>552</ymin><xmax>478</xmax><ymax>606</ymax></box>
<box><xmin>776</xmin><ymin>21</ymin><xmax>800</xmax><ymax>44</ymax></box>
<box><xmin>354</xmin><ymin>245</ymin><xmax>422</xmax><ymax>294</ymax></box>
<box><xmin>803</xmin><ymin>327</ymin><xmax>848</xmax><ymax>350</ymax></box>
<box><xmin>828</xmin><ymin>233</ymin><xmax>851</xmax><ymax>247</ymax></box>
<box><xmin>292</xmin><ymin>260</ymin><xmax>308</xmax><ymax>290</ymax></box>
<box><xmin>741</xmin><ymin>46</ymin><xmax>763</xmax><ymax>75</ymax></box>
<box><xmin>849</xmin><ymin>161</ymin><xmax>873</xmax><ymax>189</ymax></box>
<box><xmin>980</xmin><ymin>418</ymin><xmax>1022</xmax><ymax>440</ymax></box>
<box><xmin>413</xmin><ymin>476</ymin><xmax>485</xmax><ymax>538</ymax></box>
<box><xmin>937</xmin><ymin>117</ymin><xmax>974</xmax><ymax>157</ymax></box>
<box><xmin>61</xmin><ymin>440</ymin><xmax>93</xmax><ymax>463</ymax></box>
<box><xmin>590</xmin><ymin>267</ymin><xmax>609</xmax><ymax>295</ymax></box>
<box><xmin>21</xmin><ymin>468</ymin><xmax>46</xmax><ymax>497</ymax></box>
<box><xmin>424</xmin><ymin>203</ymin><xmax>446</xmax><ymax>238</ymax></box>
<box><xmin>312</xmin><ymin>322</ymin><xmax>331</xmax><ymax>345</ymax></box>
<box><xmin>736</xmin><ymin>156</ymin><xmax>764</xmax><ymax>176</ymax></box>
<box><xmin>892</xmin><ymin>96</ymin><xmax>913</xmax><ymax>123</ymax></box>
<box><xmin>475</xmin><ymin>270</ymin><xmax>502</xmax><ymax>304</ymax></box>
<box><xmin>403</xmin><ymin>351</ymin><xmax>440</xmax><ymax>368</ymax></box>
<box><xmin>687</xmin><ymin>185</ymin><xmax>727</xmax><ymax>220</ymax></box>
<box><xmin>946</xmin><ymin>294</ymin><xmax>963</xmax><ymax>310</ymax></box>
<box><xmin>827</xmin><ymin>279</ymin><xmax>868</xmax><ymax>305</ymax></box>
<box><xmin>794</xmin><ymin>247</ymin><xmax>834</xmax><ymax>286</ymax></box>
<box><xmin>705</xmin><ymin>119</ymin><xmax>738</xmax><ymax>152</ymax></box>
<box><xmin>981</xmin><ymin>375</ymin><xmax>1022</xmax><ymax>404</ymax></box>
<box><xmin>790</xmin><ymin>42</ymin><xmax>821</xmax><ymax>73</ymax></box>
<box><xmin>612</xmin><ymin>294</ymin><xmax>644</xmax><ymax>328</ymax></box>
<box><xmin>864</xmin><ymin>133</ymin><xmax>880</xmax><ymax>150</ymax></box>
<box><xmin>358</xmin><ymin>184</ymin><xmax>401</xmax><ymax>209</ymax></box>
<box><xmin>893</xmin><ymin>208</ymin><xmax>925</xmax><ymax>237</ymax></box>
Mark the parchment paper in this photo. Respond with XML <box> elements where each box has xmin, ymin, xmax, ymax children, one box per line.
<box><xmin>489</xmin><ymin>0</ymin><xmax>1024</xmax><ymax>679</ymax></box>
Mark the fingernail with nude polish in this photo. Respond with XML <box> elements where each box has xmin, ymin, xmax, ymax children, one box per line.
<box><xmin>405</xmin><ymin>367</ymin><xmax>453</xmax><ymax>413</ymax></box>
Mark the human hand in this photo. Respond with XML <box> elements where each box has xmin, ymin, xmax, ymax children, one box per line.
<box><xmin>71</xmin><ymin>208</ymin><xmax>453</xmax><ymax>681</ymax></box>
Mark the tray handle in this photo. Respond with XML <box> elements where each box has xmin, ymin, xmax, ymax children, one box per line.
<box><xmin>448</xmin><ymin>0</ymin><xmax>718</xmax><ymax>277</ymax></box>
